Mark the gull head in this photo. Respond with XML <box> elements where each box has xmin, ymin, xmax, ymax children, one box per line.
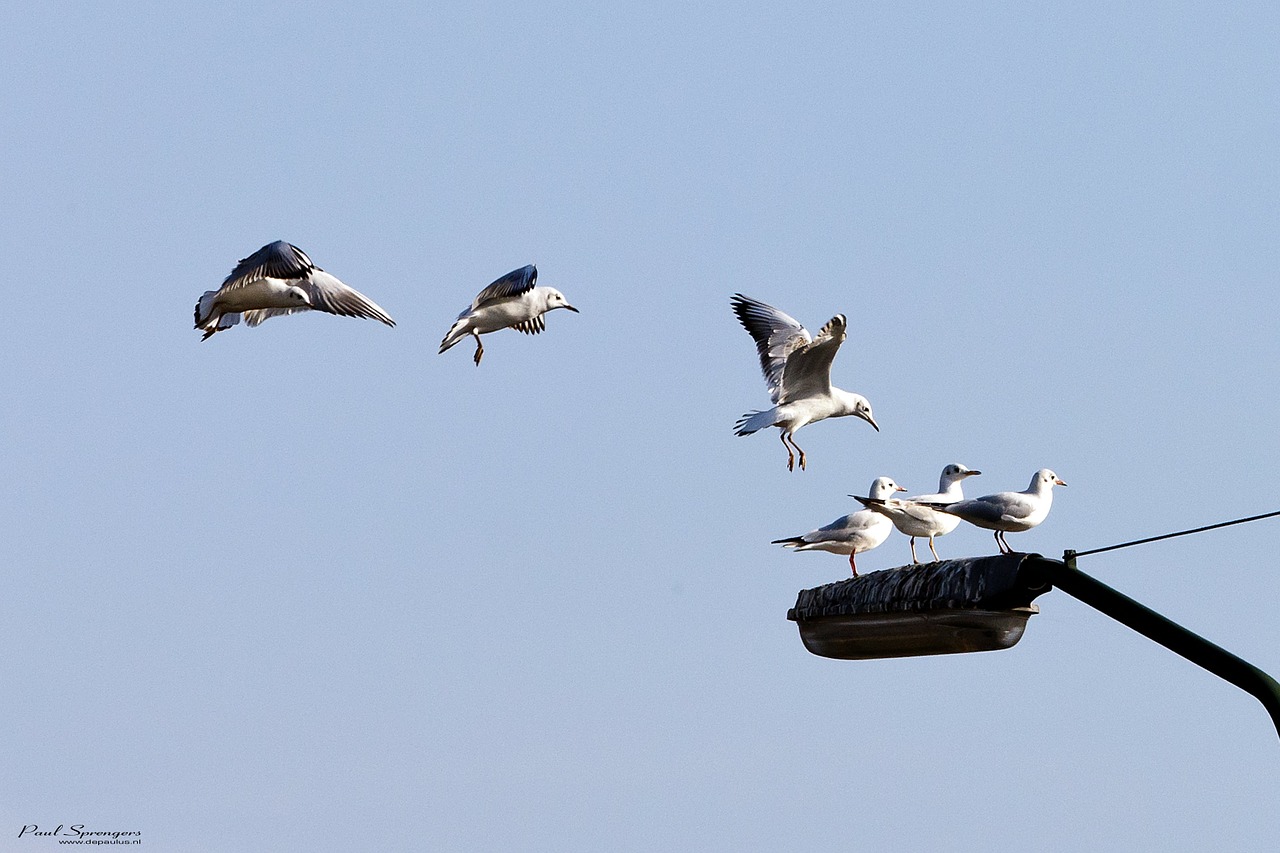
<box><xmin>942</xmin><ymin>463</ymin><xmax>982</xmax><ymax>482</ymax></box>
<box><xmin>1033</xmin><ymin>468</ymin><xmax>1067</xmax><ymax>491</ymax></box>
<box><xmin>867</xmin><ymin>477</ymin><xmax>908</xmax><ymax>500</ymax></box>
<box><xmin>545</xmin><ymin>288</ymin><xmax>579</xmax><ymax>313</ymax></box>
<box><xmin>851</xmin><ymin>395</ymin><xmax>879</xmax><ymax>432</ymax></box>
<box><xmin>286</xmin><ymin>285</ymin><xmax>312</xmax><ymax>307</ymax></box>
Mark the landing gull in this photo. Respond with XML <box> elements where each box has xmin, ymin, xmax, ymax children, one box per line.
<box><xmin>855</xmin><ymin>463</ymin><xmax>982</xmax><ymax>563</ymax></box>
<box><xmin>194</xmin><ymin>241</ymin><xmax>395</xmax><ymax>340</ymax></box>
<box><xmin>439</xmin><ymin>265</ymin><xmax>578</xmax><ymax>365</ymax></box>
<box><xmin>771</xmin><ymin>477</ymin><xmax>906</xmax><ymax>576</ymax></box>
<box><xmin>731</xmin><ymin>294</ymin><xmax>878</xmax><ymax>471</ymax></box>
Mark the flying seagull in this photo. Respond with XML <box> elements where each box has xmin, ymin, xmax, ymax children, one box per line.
<box><xmin>771</xmin><ymin>476</ymin><xmax>906</xmax><ymax>576</ymax></box>
<box><xmin>731</xmin><ymin>294</ymin><xmax>878</xmax><ymax>471</ymax></box>
<box><xmin>854</xmin><ymin>463</ymin><xmax>982</xmax><ymax>563</ymax></box>
<box><xmin>194</xmin><ymin>241</ymin><xmax>395</xmax><ymax>340</ymax></box>
<box><xmin>928</xmin><ymin>468</ymin><xmax>1066</xmax><ymax>554</ymax></box>
<box><xmin>439</xmin><ymin>265</ymin><xmax>578</xmax><ymax>365</ymax></box>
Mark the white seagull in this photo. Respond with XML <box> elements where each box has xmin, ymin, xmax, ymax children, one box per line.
<box><xmin>929</xmin><ymin>468</ymin><xmax>1067</xmax><ymax>554</ymax></box>
<box><xmin>771</xmin><ymin>477</ymin><xmax>906</xmax><ymax>576</ymax></box>
<box><xmin>439</xmin><ymin>265</ymin><xmax>578</xmax><ymax>365</ymax></box>
<box><xmin>194</xmin><ymin>241</ymin><xmax>395</xmax><ymax>340</ymax></box>
<box><xmin>853</xmin><ymin>463</ymin><xmax>982</xmax><ymax>563</ymax></box>
<box><xmin>731</xmin><ymin>294</ymin><xmax>878</xmax><ymax>471</ymax></box>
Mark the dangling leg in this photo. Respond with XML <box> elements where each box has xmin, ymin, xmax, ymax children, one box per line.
<box><xmin>994</xmin><ymin>531</ymin><xmax>1009</xmax><ymax>554</ymax></box>
<box><xmin>848</xmin><ymin>551</ymin><xmax>859</xmax><ymax>577</ymax></box>
<box><xmin>928</xmin><ymin>537</ymin><xmax>941</xmax><ymax>562</ymax></box>
<box><xmin>472</xmin><ymin>331</ymin><xmax>484</xmax><ymax>366</ymax></box>
<box><xmin>909</xmin><ymin>537</ymin><xmax>919</xmax><ymax>563</ymax></box>
<box><xmin>779</xmin><ymin>432</ymin><xmax>795</xmax><ymax>471</ymax></box>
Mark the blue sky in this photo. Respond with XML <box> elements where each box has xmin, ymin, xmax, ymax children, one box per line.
<box><xmin>3</xmin><ymin>2</ymin><xmax>1279</xmax><ymax>851</ymax></box>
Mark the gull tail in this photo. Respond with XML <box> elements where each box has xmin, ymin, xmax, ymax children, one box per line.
<box><xmin>438</xmin><ymin>319</ymin><xmax>470</xmax><ymax>354</ymax></box>
<box><xmin>194</xmin><ymin>291</ymin><xmax>217</xmax><ymax>328</ymax></box>
<box><xmin>194</xmin><ymin>292</ymin><xmax>239</xmax><ymax>341</ymax></box>
<box><xmin>734</xmin><ymin>409</ymin><xmax>777</xmax><ymax>436</ymax></box>
<box><xmin>770</xmin><ymin>536</ymin><xmax>804</xmax><ymax>548</ymax></box>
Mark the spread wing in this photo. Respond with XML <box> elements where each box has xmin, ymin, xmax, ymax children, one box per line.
<box><xmin>512</xmin><ymin>315</ymin><xmax>546</xmax><ymax>335</ymax></box>
<box><xmin>473</xmin><ymin>265</ymin><xmax>537</xmax><ymax>309</ymax></box>
<box><xmin>219</xmin><ymin>241</ymin><xmax>315</xmax><ymax>291</ymax></box>
<box><xmin>778</xmin><ymin>314</ymin><xmax>845</xmax><ymax>404</ymax></box>
<box><xmin>304</xmin><ymin>270</ymin><xmax>396</xmax><ymax>326</ymax></box>
<box><xmin>731</xmin><ymin>294</ymin><xmax>811</xmax><ymax>404</ymax></box>
<box><xmin>243</xmin><ymin>306</ymin><xmax>310</xmax><ymax>327</ymax></box>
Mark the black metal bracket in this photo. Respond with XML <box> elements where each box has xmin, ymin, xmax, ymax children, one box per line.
<box><xmin>1028</xmin><ymin>552</ymin><xmax>1280</xmax><ymax>741</ymax></box>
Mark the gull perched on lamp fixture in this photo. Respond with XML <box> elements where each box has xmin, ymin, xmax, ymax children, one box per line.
<box><xmin>854</xmin><ymin>463</ymin><xmax>982</xmax><ymax>563</ymax></box>
<box><xmin>930</xmin><ymin>469</ymin><xmax>1066</xmax><ymax>554</ymax></box>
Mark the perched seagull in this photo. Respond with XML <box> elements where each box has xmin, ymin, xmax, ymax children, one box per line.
<box><xmin>771</xmin><ymin>477</ymin><xmax>906</xmax><ymax>576</ymax></box>
<box><xmin>731</xmin><ymin>294</ymin><xmax>878</xmax><ymax>471</ymax></box>
<box><xmin>439</xmin><ymin>265</ymin><xmax>578</xmax><ymax>365</ymax></box>
<box><xmin>929</xmin><ymin>468</ymin><xmax>1066</xmax><ymax>555</ymax></box>
<box><xmin>853</xmin><ymin>463</ymin><xmax>982</xmax><ymax>563</ymax></box>
<box><xmin>194</xmin><ymin>241</ymin><xmax>395</xmax><ymax>340</ymax></box>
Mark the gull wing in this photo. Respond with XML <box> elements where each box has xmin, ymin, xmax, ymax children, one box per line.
<box><xmin>220</xmin><ymin>241</ymin><xmax>315</xmax><ymax>291</ymax></box>
<box><xmin>304</xmin><ymin>270</ymin><xmax>396</xmax><ymax>327</ymax></box>
<box><xmin>949</xmin><ymin>493</ymin><xmax>1037</xmax><ymax>525</ymax></box>
<box><xmin>778</xmin><ymin>313</ymin><xmax>846</xmax><ymax>404</ymax></box>
<box><xmin>731</xmin><ymin>294</ymin><xmax>811</xmax><ymax>404</ymax></box>
<box><xmin>473</xmin><ymin>265</ymin><xmax>537</xmax><ymax>310</ymax></box>
<box><xmin>242</xmin><ymin>306</ymin><xmax>310</xmax><ymax>327</ymax></box>
<box><xmin>512</xmin><ymin>315</ymin><xmax>546</xmax><ymax>335</ymax></box>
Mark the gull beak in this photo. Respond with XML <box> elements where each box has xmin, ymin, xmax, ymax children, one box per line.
<box><xmin>896</xmin><ymin>485</ymin><xmax>908</xmax><ymax>492</ymax></box>
<box><xmin>1055</xmin><ymin>478</ymin><xmax>1067</xmax><ymax>486</ymax></box>
<box><xmin>564</xmin><ymin>304</ymin><xmax>580</xmax><ymax>313</ymax></box>
<box><xmin>968</xmin><ymin>470</ymin><xmax>982</xmax><ymax>477</ymax></box>
<box><xmin>865</xmin><ymin>414</ymin><xmax>880</xmax><ymax>432</ymax></box>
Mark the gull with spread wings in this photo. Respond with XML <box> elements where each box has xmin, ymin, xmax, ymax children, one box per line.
<box><xmin>731</xmin><ymin>294</ymin><xmax>878</xmax><ymax>471</ymax></box>
<box><xmin>439</xmin><ymin>265</ymin><xmax>578</xmax><ymax>366</ymax></box>
<box><xmin>194</xmin><ymin>241</ymin><xmax>395</xmax><ymax>340</ymax></box>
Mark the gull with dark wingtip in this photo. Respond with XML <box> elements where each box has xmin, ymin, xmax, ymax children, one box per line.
<box><xmin>928</xmin><ymin>468</ymin><xmax>1066</xmax><ymax>554</ymax></box>
<box><xmin>731</xmin><ymin>294</ymin><xmax>878</xmax><ymax>471</ymax></box>
<box><xmin>854</xmin><ymin>463</ymin><xmax>982</xmax><ymax>563</ymax></box>
<box><xmin>194</xmin><ymin>241</ymin><xmax>395</xmax><ymax>340</ymax></box>
<box><xmin>772</xmin><ymin>477</ymin><xmax>906</xmax><ymax>576</ymax></box>
<box><xmin>439</xmin><ymin>265</ymin><xmax>578</xmax><ymax>366</ymax></box>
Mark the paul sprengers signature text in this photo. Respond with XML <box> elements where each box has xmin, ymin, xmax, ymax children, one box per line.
<box><xmin>18</xmin><ymin>825</ymin><xmax>141</xmax><ymax>845</ymax></box>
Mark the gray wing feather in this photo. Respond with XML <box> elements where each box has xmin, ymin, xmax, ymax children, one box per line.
<box><xmin>243</xmin><ymin>306</ymin><xmax>310</xmax><ymax>327</ymax></box>
<box><xmin>512</xmin><ymin>315</ymin><xmax>546</xmax><ymax>335</ymax></box>
<box><xmin>473</xmin><ymin>265</ymin><xmax>537</xmax><ymax>309</ymax></box>
<box><xmin>731</xmin><ymin>294</ymin><xmax>811</xmax><ymax>404</ymax></box>
<box><xmin>779</xmin><ymin>314</ymin><xmax>846</xmax><ymax>403</ymax></box>
<box><xmin>305</xmin><ymin>271</ymin><xmax>396</xmax><ymax>326</ymax></box>
<box><xmin>220</xmin><ymin>241</ymin><xmax>315</xmax><ymax>291</ymax></box>
<box><xmin>947</xmin><ymin>494</ymin><xmax>1035</xmax><ymax>524</ymax></box>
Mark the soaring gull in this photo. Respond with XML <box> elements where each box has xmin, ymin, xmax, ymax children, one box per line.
<box><xmin>771</xmin><ymin>477</ymin><xmax>906</xmax><ymax>576</ymax></box>
<box><xmin>194</xmin><ymin>241</ymin><xmax>395</xmax><ymax>340</ymax></box>
<box><xmin>854</xmin><ymin>463</ymin><xmax>982</xmax><ymax>563</ymax></box>
<box><xmin>929</xmin><ymin>468</ymin><xmax>1066</xmax><ymax>554</ymax></box>
<box><xmin>439</xmin><ymin>265</ymin><xmax>578</xmax><ymax>365</ymax></box>
<box><xmin>731</xmin><ymin>294</ymin><xmax>878</xmax><ymax>471</ymax></box>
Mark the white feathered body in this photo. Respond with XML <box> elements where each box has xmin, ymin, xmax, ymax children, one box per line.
<box><xmin>774</xmin><ymin>477</ymin><xmax>904</xmax><ymax>557</ymax></box>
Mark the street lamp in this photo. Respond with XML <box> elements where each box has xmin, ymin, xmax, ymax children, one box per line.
<box><xmin>788</xmin><ymin>552</ymin><xmax>1280</xmax><ymax>741</ymax></box>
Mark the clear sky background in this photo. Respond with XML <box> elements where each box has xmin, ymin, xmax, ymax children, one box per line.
<box><xmin>3</xmin><ymin>2</ymin><xmax>1278</xmax><ymax>851</ymax></box>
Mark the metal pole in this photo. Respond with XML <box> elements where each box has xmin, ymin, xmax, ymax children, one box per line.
<box><xmin>1024</xmin><ymin>553</ymin><xmax>1280</xmax><ymax>741</ymax></box>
